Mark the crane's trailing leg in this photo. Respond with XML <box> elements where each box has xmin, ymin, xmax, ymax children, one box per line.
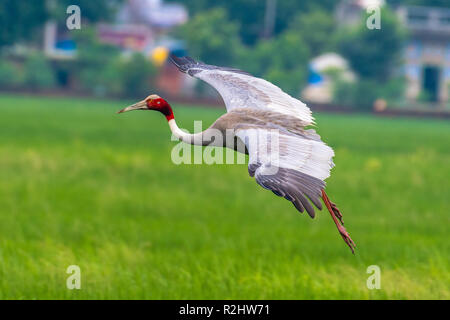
<box><xmin>322</xmin><ymin>190</ymin><xmax>356</xmax><ymax>254</ymax></box>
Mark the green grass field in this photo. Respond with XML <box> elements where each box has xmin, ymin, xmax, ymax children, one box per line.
<box><xmin>0</xmin><ymin>94</ymin><xmax>448</xmax><ymax>299</ymax></box>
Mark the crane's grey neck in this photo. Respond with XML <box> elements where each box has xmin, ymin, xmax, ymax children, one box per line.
<box><xmin>168</xmin><ymin>119</ymin><xmax>205</xmax><ymax>146</ymax></box>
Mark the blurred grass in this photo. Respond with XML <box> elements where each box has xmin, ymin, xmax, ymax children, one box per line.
<box><xmin>0</xmin><ymin>93</ymin><xmax>448</xmax><ymax>299</ymax></box>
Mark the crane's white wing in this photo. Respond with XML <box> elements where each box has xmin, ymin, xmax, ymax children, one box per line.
<box><xmin>235</xmin><ymin>128</ymin><xmax>335</xmax><ymax>218</ymax></box>
<box><xmin>170</xmin><ymin>55</ymin><xmax>314</xmax><ymax>126</ymax></box>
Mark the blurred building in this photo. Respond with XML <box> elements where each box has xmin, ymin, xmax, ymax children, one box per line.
<box><xmin>97</xmin><ymin>0</ymin><xmax>188</xmax><ymax>55</ymax></box>
<box><xmin>44</xmin><ymin>0</ymin><xmax>187</xmax><ymax>58</ymax></box>
<box><xmin>117</xmin><ymin>0</ymin><xmax>187</xmax><ymax>30</ymax></box>
<box><xmin>337</xmin><ymin>0</ymin><xmax>450</xmax><ymax>105</ymax></box>
<box><xmin>113</xmin><ymin>0</ymin><xmax>190</xmax><ymax>96</ymax></box>
<box><xmin>97</xmin><ymin>24</ymin><xmax>155</xmax><ymax>52</ymax></box>
<box><xmin>302</xmin><ymin>53</ymin><xmax>355</xmax><ymax>103</ymax></box>
<box><xmin>43</xmin><ymin>21</ymin><xmax>77</xmax><ymax>60</ymax></box>
<box><xmin>398</xmin><ymin>6</ymin><xmax>450</xmax><ymax>103</ymax></box>
<box><xmin>41</xmin><ymin>0</ymin><xmax>188</xmax><ymax>92</ymax></box>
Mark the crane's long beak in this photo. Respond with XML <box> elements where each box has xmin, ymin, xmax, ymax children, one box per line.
<box><xmin>116</xmin><ymin>100</ymin><xmax>147</xmax><ymax>114</ymax></box>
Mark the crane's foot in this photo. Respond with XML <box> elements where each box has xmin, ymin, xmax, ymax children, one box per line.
<box><xmin>322</xmin><ymin>190</ymin><xmax>356</xmax><ymax>254</ymax></box>
<box><xmin>337</xmin><ymin>224</ymin><xmax>356</xmax><ymax>254</ymax></box>
<box><xmin>330</xmin><ymin>201</ymin><xmax>344</xmax><ymax>225</ymax></box>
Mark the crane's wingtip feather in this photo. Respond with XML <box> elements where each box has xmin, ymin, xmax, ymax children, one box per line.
<box><xmin>169</xmin><ymin>54</ymin><xmax>183</xmax><ymax>67</ymax></box>
<box><xmin>169</xmin><ymin>54</ymin><xmax>199</xmax><ymax>74</ymax></box>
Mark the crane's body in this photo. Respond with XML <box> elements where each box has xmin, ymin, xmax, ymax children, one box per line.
<box><xmin>117</xmin><ymin>55</ymin><xmax>356</xmax><ymax>253</ymax></box>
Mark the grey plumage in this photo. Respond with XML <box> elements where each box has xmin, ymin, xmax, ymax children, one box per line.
<box><xmin>252</xmin><ymin>164</ymin><xmax>325</xmax><ymax>218</ymax></box>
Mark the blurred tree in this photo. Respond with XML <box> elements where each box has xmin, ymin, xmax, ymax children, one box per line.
<box><xmin>0</xmin><ymin>61</ymin><xmax>23</xmax><ymax>88</ymax></box>
<box><xmin>72</xmin><ymin>28</ymin><xmax>156</xmax><ymax>97</ymax></box>
<box><xmin>108</xmin><ymin>53</ymin><xmax>156</xmax><ymax>98</ymax></box>
<box><xmin>71</xmin><ymin>27</ymin><xmax>120</xmax><ymax>95</ymax></box>
<box><xmin>0</xmin><ymin>0</ymin><xmax>122</xmax><ymax>48</ymax></box>
<box><xmin>262</xmin><ymin>30</ymin><xmax>310</xmax><ymax>95</ymax></box>
<box><xmin>333</xmin><ymin>77</ymin><xmax>405</xmax><ymax>110</ymax></box>
<box><xmin>72</xmin><ymin>28</ymin><xmax>120</xmax><ymax>67</ymax></box>
<box><xmin>0</xmin><ymin>1</ymin><xmax>48</xmax><ymax>47</ymax></box>
<box><xmin>170</xmin><ymin>0</ymin><xmax>450</xmax><ymax>47</ymax></box>
<box><xmin>236</xmin><ymin>28</ymin><xmax>310</xmax><ymax>96</ymax></box>
<box><xmin>287</xmin><ymin>10</ymin><xmax>337</xmax><ymax>57</ymax></box>
<box><xmin>387</xmin><ymin>0</ymin><xmax>450</xmax><ymax>7</ymax></box>
<box><xmin>174</xmin><ymin>8</ymin><xmax>242</xmax><ymax>66</ymax></box>
<box><xmin>337</xmin><ymin>8</ymin><xmax>406</xmax><ymax>81</ymax></box>
<box><xmin>272</xmin><ymin>0</ymin><xmax>336</xmax><ymax>42</ymax></box>
<box><xmin>169</xmin><ymin>0</ymin><xmax>336</xmax><ymax>45</ymax></box>
<box><xmin>23</xmin><ymin>54</ymin><xmax>56</xmax><ymax>90</ymax></box>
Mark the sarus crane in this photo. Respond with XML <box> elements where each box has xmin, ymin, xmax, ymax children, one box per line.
<box><xmin>117</xmin><ymin>55</ymin><xmax>356</xmax><ymax>253</ymax></box>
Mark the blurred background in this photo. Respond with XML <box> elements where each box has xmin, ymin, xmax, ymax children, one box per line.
<box><xmin>0</xmin><ymin>0</ymin><xmax>449</xmax><ymax>299</ymax></box>
<box><xmin>1</xmin><ymin>0</ymin><xmax>450</xmax><ymax>112</ymax></box>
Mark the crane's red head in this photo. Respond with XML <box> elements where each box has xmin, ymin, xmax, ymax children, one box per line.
<box><xmin>117</xmin><ymin>94</ymin><xmax>174</xmax><ymax>121</ymax></box>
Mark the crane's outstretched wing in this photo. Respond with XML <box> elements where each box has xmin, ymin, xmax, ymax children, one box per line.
<box><xmin>235</xmin><ymin>128</ymin><xmax>335</xmax><ymax>218</ymax></box>
<box><xmin>169</xmin><ymin>55</ymin><xmax>314</xmax><ymax>126</ymax></box>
